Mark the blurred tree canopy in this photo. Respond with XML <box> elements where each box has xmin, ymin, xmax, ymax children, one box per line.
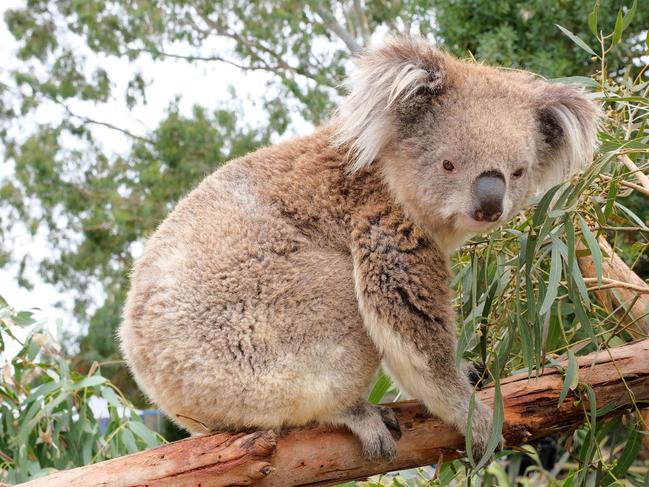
<box><xmin>0</xmin><ymin>0</ymin><xmax>646</xmax><ymax>401</ymax></box>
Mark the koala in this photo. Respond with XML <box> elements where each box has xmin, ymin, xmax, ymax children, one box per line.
<box><xmin>119</xmin><ymin>38</ymin><xmax>599</xmax><ymax>462</ymax></box>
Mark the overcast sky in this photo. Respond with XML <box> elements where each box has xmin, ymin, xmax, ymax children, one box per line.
<box><xmin>0</xmin><ymin>1</ymin><xmax>311</xmax><ymax>331</ymax></box>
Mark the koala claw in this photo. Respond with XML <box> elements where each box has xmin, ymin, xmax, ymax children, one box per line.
<box><xmin>378</xmin><ymin>405</ymin><xmax>402</xmax><ymax>440</ymax></box>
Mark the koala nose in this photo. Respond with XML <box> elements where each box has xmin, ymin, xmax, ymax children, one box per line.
<box><xmin>472</xmin><ymin>170</ymin><xmax>505</xmax><ymax>223</ymax></box>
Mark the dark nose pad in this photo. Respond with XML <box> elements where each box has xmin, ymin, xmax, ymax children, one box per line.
<box><xmin>472</xmin><ymin>171</ymin><xmax>505</xmax><ymax>222</ymax></box>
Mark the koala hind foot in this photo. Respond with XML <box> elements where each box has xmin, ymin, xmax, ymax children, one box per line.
<box><xmin>463</xmin><ymin>399</ymin><xmax>504</xmax><ymax>463</ymax></box>
<box><xmin>330</xmin><ymin>401</ymin><xmax>401</xmax><ymax>462</ymax></box>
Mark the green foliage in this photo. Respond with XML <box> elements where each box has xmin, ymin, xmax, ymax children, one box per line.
<box><xmin>0</xmin><ymin>296</ymin><xmax>163</xmax><ymax>483</ymax></box>
<box><xmin>432</xmin><ymin>0</ymin><xmax>647</xmax><ymax>78</ymax></box>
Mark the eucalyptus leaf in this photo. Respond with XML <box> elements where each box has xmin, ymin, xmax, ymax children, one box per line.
<box><xmin>558</xmin><ymin>350</ymin><xmax>579</xmax><ymax>406</ymax></box>
<box><xmin>556</xmin><ymin>24</ymin><xmax>597</xmax><ymax>56</ymax></box>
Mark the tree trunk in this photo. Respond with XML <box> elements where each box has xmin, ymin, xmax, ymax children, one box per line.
<box><xmin>18</xmin><ymin>339</ymin><xmax>649</xmax><ymax>487</ymax></box>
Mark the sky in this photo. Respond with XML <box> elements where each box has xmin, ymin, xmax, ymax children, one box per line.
<box><xmin>0</xmin><ymin>1</ymin><xmax>310</xmax><ymax>333</ymax></box>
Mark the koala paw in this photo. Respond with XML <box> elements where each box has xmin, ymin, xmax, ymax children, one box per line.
<box><xmin>338</xmin><ymin>402</ymin><xmax>400</xmax><ymax>463</ymax></box>
<box><xmin>361</xmin><ymin>427</ymin><xmax>398</xmax><ymax>462</ymax></box>
<box><xmin>466</xmin><ymin>400</ymin><xmax>503</xmax><ymax>462</ymax></box>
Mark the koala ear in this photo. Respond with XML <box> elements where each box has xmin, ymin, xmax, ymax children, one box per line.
<box><xmin>534</xmin><ymin>84</ymin><xmax>600</xmax><ymax>190</ymax></box>
<box><xmin>334</xmin><ymin>38</ymin><xmax>447</xmax><ymax>172</ymax></box>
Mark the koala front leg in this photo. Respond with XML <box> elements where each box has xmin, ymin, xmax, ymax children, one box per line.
<box><xmin>351</xmin><ymin>210</ymin><xmax>495</xmax><ymax>459</ymax></box>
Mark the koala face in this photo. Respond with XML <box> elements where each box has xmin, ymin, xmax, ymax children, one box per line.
<box><xmin>335</xmin><ymin>39</ymin><xmax>599</xmax><ymax>244</ymax></box>
<box><xmin>386</xmin><ymin>89</ymin><xmax>544</xmax><ymax>235</ymax></box>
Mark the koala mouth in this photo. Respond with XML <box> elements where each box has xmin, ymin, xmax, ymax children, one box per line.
<box><xmin>455</xmin><ymin>213</ymin><xmax>501</xmax><ymax>233</ymax></box>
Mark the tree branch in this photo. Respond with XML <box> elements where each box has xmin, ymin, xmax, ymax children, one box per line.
<box><xmin>126</xmin><ymin>48</ymin><xmax>268</xmax><ymax>72</ymax></box>
<box><xmin>62</xmin><ymin>106</ymin><xmax>154</xmax><ymax>145</ymax></box>
<box><xmin>619</xmin><ymin>154</ymin><xmax>649</xmax><ymax>192</ymax></box>
<box><xmin>352</xmin><ymin>0</ymin><xmax>371</xmax><ymax>44</ymax></box>
<box><xmin>598</xmin><ymin>173</ymin><xmax>649</xmax><ymax>198</ymax></box>
<box><xmin>18</xmin><ymin>339</ymin><xmax>649</xmax><ymax>487</ymax></box>
<box><xmin>314</xmin><ymin>5</ymin><xmax>363</xmax><ymax>54</ymax></box>
<box><xmin>578</xmin><ymin>235</ymin><xmax>649</xmax><ymax>335</ymax></box>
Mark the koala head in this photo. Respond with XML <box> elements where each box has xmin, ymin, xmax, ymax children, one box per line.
<box><xmin>335</xmin><ymin>38</ymin><xmax>600</xmax><ymax>247</ymax></box>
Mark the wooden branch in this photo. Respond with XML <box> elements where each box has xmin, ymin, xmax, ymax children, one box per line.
<box><xmin>619</xmin><ymin>154</ymin><xmax>649</xmax><ymax>192</ymax></box>
<box><xmin>18</xmin><ymin>339</ymin><xmax>649</xmax><ymax>487</ymax></box>
<box><xmin>314</xmin><ymin>5</ymin><xmax>363</xmax><ymax>54</ymax></box>
<box><xmin>578</xmin><ymin>236</ymin><xmax>649</xmax><ymax>335</ymax></box>
<box><xmin>583</xmin><ymin>276</ymin><xmax>649</xmax><ymax>294</ymax></box>
<box><xmin>598</xmin><ymin>174</ymin><xmax>649</xmax><ymax>198</ymax></box>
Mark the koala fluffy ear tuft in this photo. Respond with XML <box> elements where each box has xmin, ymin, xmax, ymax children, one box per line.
<box><xmin>334</xmin><ymin>38</ymin><xmax>447</xmax><ymax>173</ymax></box>
<box><xmin>534</xmin><ymin>84</ymin><xmax>600</xmax><ymax>190</ymax></box>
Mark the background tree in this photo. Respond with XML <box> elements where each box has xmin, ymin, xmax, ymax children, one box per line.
<box><xmin>432</xmin><ymin>0</ymin><xmax>646</xmax><ymax>77</ymax></box>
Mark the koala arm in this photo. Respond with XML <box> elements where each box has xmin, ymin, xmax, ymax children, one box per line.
<box><xmin>351</xmin><ymin>205</ymin><xmax>494</xmax><ymax>456</ymax></box>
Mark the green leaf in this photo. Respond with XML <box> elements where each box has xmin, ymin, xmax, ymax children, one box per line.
<box><xmin>603</xmin><ymin>179</ymin><xmax>619</xmax><ymax>218</ymax></box>
<box><xmin>571</xmin><ymin>285</ymin><xmax>596</xmax><ymax>344</ymax></box>
<box><xmin>585</xmin><ymin>383</ymin><xmax>597</xmax><ymax>431</ymax></box>
<box><xmin>121</xmin><ymin>428</ymin><xmax>139</xmax><ymax>454</ymax></box>
<box><xmin>621</xmin><ymin>0</ymin><xmax>637</xmax><ymax>31</ymax></box>
<box><xmin>474</xmin><ymin>380</ymin><xmax>504</xmax><ymax>471</ymax></box>
<box><xmin>128</xmin><ymin>421</ymin><xmax>159</xmax><ymax>449</ymax></box>
<box><xmin>558</xmin><ymin>349</ymin><xmax>578</xmax><ymax>406</ymax></box>
<box><xmin>101</xmin><ymin>386</ymin><xmax>123</xmax><ymax>409</ymax></box>
<box><xmin>564</xmin><ymin>215</ymin><xmax>575</xmax><ymax>278</ymax></box>
<box><xmin>25</xmin><ymin>380</ymin><xmax>60</xmax><ymax>403</ymax></box>
<box><xmin>570</xmin><ymin>259</ymin><xmax>591</xmax><ymax>308</ymax></box>
<box><xmin>539</xmin><ymin>240</ymin><xmax>562</xmax><ymax>315</ymax></box>
<box><xmin>612</xmin><ymin>9</ymin><xmax>624</xmax><ymax>45</ymax></box>
<box><xmin>556</xmin><ymin>24</ymin><xmax>597</xmax><ymax>56</ymax></box>
<box><xmin>14</xmin><ymin>311</ymin><xmax>36</xmax><ymax>326</ymax></box>
<box><xmin>368</xmin><ymin>373</ymin><xmax>392</xmax><ymax>404</ymax></box>
<box><xmin>614</xmin><ymin>201</ymin><xmax>649</xmax><ymax>230</ymax></box>
<box><xmin>577</xmin><ymin>216</ymin><xmax>603</xmax><ymax>285</ymax></box>
<box><xmin>71</xmin><ymin>375</ymin><xmax>107</xmax><ymax>390</ymax></box>
<box><xmin>611</xmin><ymin>423</ymin><xmax>641</xmax><ymax>478</ymax></box>
<box><xmin>486</xmin><ymin>462</ymin><xmax>510</xmax><ymax>486</ymax></box>
<box><xmin>587</xmin><ymin>1</ymin><xmax>599</xmax><ymax>37</ymax></box>
<box><xmin>533</xmin><ymin>184</ymin><xmax>563</xmax><ymax>227</ymax></box>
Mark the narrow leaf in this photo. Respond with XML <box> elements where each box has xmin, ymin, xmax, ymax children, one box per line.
<box><xmin>611</xmin><ymin>423</ymin><xmax>641</xmax><ymax>478</ymax></box>
<box><xmin>577</xmin><ymin>215</ymin><xmax>603</xmax><ymax>285</ymax></box>
<box><xmin>558</xmin><ymin>349</ymin><xmax>578</xmax><ymax>406</ymax></box>
<box><xmin>621</xmin><ymin>0</ymin><xmax>637</xmax><ymax>31</ymax></box>
<box><xmin>71</xmin><ymin>375</ymin><xmax>107</xmax><ymax>390</ymax></box>
<box><xmin>121</xmin><ymin>428</ymin><xmax>139</xmax><ymax>454</ymax></box>
<box><xmin>612</xmin><ymin>9</ymin><xmax>624</xmax><ymax>45</ymax></box>
<box><xmin>539</xmin><ymin>240</ymin><xmax>562</xmax><ymax>315</ymax></box>
<box><xmin>368</xmin><ymin>373</ymin><xmax>392</xmax><ymax>404</ymax></box>
<box><xmin>473</xmin><ymin>379</ymin><xmax>504</xmax><ymax>471</ymax></box>
<box><xmin>556</xmin><ymin>24</ymin><xmax>597</xmax><ymax>56</ymax></box>
<box><xmin>128</xmin><ymin>421</ymin><xmax>159</xmax><ymax>449</ymax></box>
<box><xmin>588</xmin><ymin>1</ymin><xmax>599</xmax><ymax>36</ymax></box>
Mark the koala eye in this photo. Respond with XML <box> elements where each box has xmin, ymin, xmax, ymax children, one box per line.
<box><xmin>442</xmin><ymin>160</ymin><xmax>455</xmax><ymax>172</ymax></box>
<box><xmin>512</xmin><ymin>167</ymin><xmax>525</xmax><ymax>178</ymax></box>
